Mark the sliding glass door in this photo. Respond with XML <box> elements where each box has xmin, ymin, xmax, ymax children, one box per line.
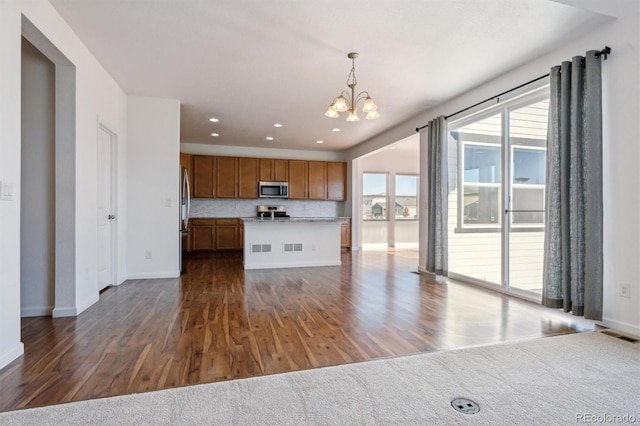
<box><xmin>447</xmin><ymin>90</ymin><xmax>549</xmax><ymax>299</ymax></box>
<box><xmin>506</xmin><ymin>99</ymin><xmax>548</xmax><ymax>295</ymax></box>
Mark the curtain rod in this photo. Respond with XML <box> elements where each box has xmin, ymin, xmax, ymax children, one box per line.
<box><xmin>415</xmin><ymin>46</ymin><xmax>611</xmax><ymax>132</ymax></box>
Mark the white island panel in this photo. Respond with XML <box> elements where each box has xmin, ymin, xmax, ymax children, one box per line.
<box><xmin>242</xmin><ymin>219</ymin><xmax>343</xmax><ymax>270</ymax></box>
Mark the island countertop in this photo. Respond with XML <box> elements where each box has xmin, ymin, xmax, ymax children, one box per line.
<box><xmin>242</xmin><ymin>218</ymin><xmax>346</xmax><ymax>270</ymax></box>
<box><xmin>241</xmin><ymin>217</ymin><xmax>349</xmax><ymax>223</ymax></box>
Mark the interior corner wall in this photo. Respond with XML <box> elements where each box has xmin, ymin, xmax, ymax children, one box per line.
<box><xmin>20</xmin><ymin>37</ymin><xmax>56</xmax><ymax>317</ymax></box>
<box><xmin>345</xmin><ymin>6</ymin><xmax>640</xmax><ymax>335</ymax></box>
<box><xmin>0</xmin><ymin>1</ymin><xmax>26</xmax><ymax>370</ymax></box>
<box><xmin>127</xmin><ymin>96</ymin><xmax>180</xmax><ymax>279</ymax></box>
<box><xmin>0</xmin><ymin>0</ymin><xmax>128</xmax><ymax>370</ymax></box>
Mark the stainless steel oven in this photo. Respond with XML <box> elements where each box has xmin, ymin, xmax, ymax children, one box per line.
<box><xmin>259</xmin><ymin>181</ymin><xmax>288</xmax><ymax>198</ymax></box>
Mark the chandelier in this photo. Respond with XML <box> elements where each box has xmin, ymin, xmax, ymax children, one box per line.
<box><xmin>325</xmin><ymin>52</ymin><xmax>380</xmax><ymax>122</ymax></box>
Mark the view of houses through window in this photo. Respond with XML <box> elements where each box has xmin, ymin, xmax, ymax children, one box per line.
<box><xmin>395</xmin><ymin>174</ymin><xmax>418</xmax><ymax>220</ymax></box>
<box><xmin>363</xmin><ymin>173</ymin><xmax>418</xmax><ymax>221</ymax></box>
<box><xmin>363</xmin><ymin>172</ymin><xmax>388</xmax><ymax>220</ymax></box>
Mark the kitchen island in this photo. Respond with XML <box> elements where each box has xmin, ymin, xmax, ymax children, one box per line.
<box><xmin>241</xmin><ymin>217</ymin><xmax>348</xmax><ymax>270</ymax></box>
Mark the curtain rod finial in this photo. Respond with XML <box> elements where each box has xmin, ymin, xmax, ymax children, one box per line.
<box><xmin>598</xmin><ymin>46</ymin><xmax>611</xmax><ymax>60</ymax></box>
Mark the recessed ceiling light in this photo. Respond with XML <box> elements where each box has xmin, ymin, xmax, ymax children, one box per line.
<box><xmin>332</xmin><ymin>128</ymin><xmax>340</xmax><ymax>132</ymax></box>
<box><xmin>316</xmin><ymin>140</ymin><xmax>324</xmax><ymax>144</ymax></box>
<box><xmin>209</xmin><ymin>117</ymin><xmax>219</xmax><ymax>122</ymax></box>
<box><xmin>266</xmin><ymin>136</ymin><xmax>274</xmax><ymax>141</ymax></box>
<box><xmin>389</xmin><ymin>146</ymin><xmax>396</xmax><ymax>150</ymax></box>
<box><xmin>273</xmin><ymin>123</ymin><xmax>283</xmax><ymax>128</ymax></box>
<box><xmin>211</xmin><ymin>133</ymin><xmax>219</xmax><ymax>137</ymax></box>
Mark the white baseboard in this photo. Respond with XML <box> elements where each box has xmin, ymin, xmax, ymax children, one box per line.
<box><xmin>0</xmin><ymin>342</ymin><xmax>24</xmax><ymax>370</ymax></box>
<box><xmin>76</xmin><ymin>293</ymin><xmax>99</xmax><ymax>315</ymax></box>
<box><xmin>602</xmin><ymin>317</ymin><xmax>640</xmax><ymax>337</ymax></box>
<box><xmin>20</xmin><ymin>306</ymin><xmax>53</xmax><ymax>317</ymax></box>
<box><xmin>127</xmin><ymin>271</ymin><xmax>180</xmax><ymax>280</ymax></box>
<box><xmin>52</xmin><ymin>306</ymin><xmax>77</xmax><ymax>317</ymax></box>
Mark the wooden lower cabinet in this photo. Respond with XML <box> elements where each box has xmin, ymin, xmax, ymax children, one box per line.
<box><xmin>341</xmin><ymin>219</ymin><xmax>351</xmax><ymax>249</ymax></box>
<box><xmin>190</xmin><ymin>219</ymin><xmax>215</xmax><ymax>250</ymax></box>
<box><xmin>190</xmin><ymin>218</ymin><xmax>242</xmax><ymax>251</ymax></box>
<box><xmin>215</xmin><ymin>219</ymin><xmax>239</xmax><ymax>250</ymax></box>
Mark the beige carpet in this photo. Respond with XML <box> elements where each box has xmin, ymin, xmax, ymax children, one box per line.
<box><xmin>1</xmin><ymin>332</ymin><xmax>638</xmax><ymax>425</ymax></box>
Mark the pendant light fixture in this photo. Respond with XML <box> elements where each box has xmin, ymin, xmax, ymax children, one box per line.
<box><xmin>325</xmin><ymin>52</ymin><xmax>380</xmax><ymax>122</ymax></box>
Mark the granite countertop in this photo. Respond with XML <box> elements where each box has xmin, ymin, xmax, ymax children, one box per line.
<box><xmin>241</xmin><ymin>217</ymin><xmax>349</xmax><ymax>223</ymax></box>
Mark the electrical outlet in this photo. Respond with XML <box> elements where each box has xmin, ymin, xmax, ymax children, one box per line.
<box><xmin>619</xmin><ymin>282</ymin><xmax>630</xmax><ymax>298</ymax></box>
<box><xmin>145</xmin><ymin>250</ymin><xmax>152</xmax><ymax>260</ymax></box>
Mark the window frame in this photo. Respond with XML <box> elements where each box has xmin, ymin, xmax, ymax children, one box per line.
<box><xmin>394</xmin><ymin>173</ymin><xmax>419</xmax><ymax>221</ymax></box>
<box><xmin>510</xmin><ymin>145</ymin><xmax>546</xmax><ymax>228</ymax></box>
<box><xmin>460</xmin><ymin>140</ymin><xmax>502</xmax><ymax>229</ymax></box>
<box><xmin>362</xmin><ymin>171</ymin><xmax>390</xmax><ymax>221</ymax></box>
<box><xmin>449</xmin><ymin>86</ymin><xmax>550</xmax><ymax>234</ymax></box>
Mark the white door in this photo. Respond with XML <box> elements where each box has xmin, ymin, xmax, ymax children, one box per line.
<box><xmin>97</xmin><ymin>126</ymin><xmax>114</xmax><ymax>290</ymax></box>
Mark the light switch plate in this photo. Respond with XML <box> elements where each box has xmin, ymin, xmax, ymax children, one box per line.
<box><xmin>0</xmin><ymin>181</ymin><xmax>14</xmax><ymax>201</ymax></box>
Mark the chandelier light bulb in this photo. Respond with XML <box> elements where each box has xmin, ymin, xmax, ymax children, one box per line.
<box><xmin>365</xmin><ymin>110</ymin><xmax>380</xmax><ymax>120</ymax></box>
<box><xmin>346</xmin><ymin>110</ymin><xmax>360</xmax><ymax>122</ymax></box>
<box><xmin>333</xmin><ymin>96</ymin><xmax>349</xmax><ymax>112</ymax></box>
<box><xmin>363</xmin><ymin>97</ymin><xmax>377</xmax><ymax>112</ymax></box>
<box><xmin>325</xmin><ymin>107</ymin><xmax>339</xmax><ymax>118</ymax></box>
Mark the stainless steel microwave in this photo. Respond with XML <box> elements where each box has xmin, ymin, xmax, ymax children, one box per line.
<box><xmin>259</xmin><ymin>181</ymin><xmax>289</xmax><ymax>198</ymax></box>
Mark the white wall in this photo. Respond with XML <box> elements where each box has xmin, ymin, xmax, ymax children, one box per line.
<box><xmin>20</xmin><ymin>37</ymin><xmax>56</xmax><ymax>317</ymax></box>
<box><xmin>0</xmin><ymin>0</ymin><xmax>128</xmax><ymax>370</ymax></box>
<box><xmin>127</xmin><ymin>96</ymin><xmax>180</xmax><ymax>279</ymax></box>
<box><xmin>345</xmin><ymin>2</ymin><xmax>640</xmax><ymax>335</ymax></box>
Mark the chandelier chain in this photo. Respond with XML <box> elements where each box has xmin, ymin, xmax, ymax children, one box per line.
<box><xmin>346</xmin><ymin>57</ymin><xmax>358</xmax><ymax>88</ymax></box>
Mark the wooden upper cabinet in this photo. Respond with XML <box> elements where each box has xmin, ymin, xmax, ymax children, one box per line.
<box><xmin>188</xmin><ymin>155</ymin><xmax>345</xmax><ymax>201</ymax></box>
<box><xmin>238</xmin><ymin>157</ymin><xmax>259</xmax><ymax>199</ymax></box>
<box><xmin>215</xmin><ymin>156</ymin><xmax>238</xmax><ymax>198</ymax></box>
<box><xmin>259</xmin><ymin>158</ymin><xmax>289</xmax><ymax>182</ymax></box>
<box><xmin>308</xmin><ymin>161</ymin><xmax>327</xmax><ymax>200</ymax></box>
<box><xmin>192</xmin><ymin>155</ymin><xmax>215</xmax><ymax>198</ymax></box>
<box><xmin>288</xmin><ymin>160</ymin><xmax>308</xmax><ymax>199</ymax></box>
<box><xmin>273</xmin><ymin>159</ymin><xmax>289</xmax><ymax>181</ymax></box>
<box><xmin>327</xmin><ymin>162</ymin><xmax>346</xmax><ymax>201</ymax></box>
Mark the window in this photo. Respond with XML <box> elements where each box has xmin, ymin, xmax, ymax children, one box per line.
<box><xmin>363</xmin><ymin>173</ymin><xmax>388</xmax><ymax>220</ymax></box>
<box><xmin>454</xmin><ymin>112</ymin><xmax>503</xmax><ymax>228</ymax></box>
<box><xmin>452</xmin><ymin>105</ymin><xmax>548</xmax><ymax>230</ymax></box>
<box><xmin>509</xmin><ymin>99</ymin><xmax>548</xmax><ymax>226</ymax></box>
<box><xmin>395</xmin><ymin>174</ymin><xmax>418</xmax><ymax>220</ymax></box>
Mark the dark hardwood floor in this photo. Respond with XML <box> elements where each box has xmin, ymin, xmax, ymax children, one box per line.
<box><xmin>0</xmin><ymin>248</ymin><xmax>597</xmax><ymax>412</ymax></box>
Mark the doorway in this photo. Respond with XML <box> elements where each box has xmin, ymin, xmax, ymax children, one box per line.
<box><xmin>447</xmin><ymin>89</ymin><xmax>549</xmax><ymax>299</ymax></box>
<box><xmin>97</xmin><ymin>125</ymin><xmax>117</xmax><ymax>291</ymax></box>
<box><xmin>20</xmin><ymin>37</ymin><xmax>56</xmax><ymax>316</ymax></box>
<box><xmin>21</xmin><ymin>16</ymin><xmax>77</xmax><ymax>317</ymax></box>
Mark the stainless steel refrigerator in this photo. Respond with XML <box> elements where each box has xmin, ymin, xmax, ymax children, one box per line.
<box><xmin>179</xmin><ymin>165</ymin><xmax>191</xmax><ymax>273</ymax></box>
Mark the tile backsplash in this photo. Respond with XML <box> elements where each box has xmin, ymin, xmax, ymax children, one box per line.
<box><xmin>190</xmin><ymin>199</ymin><xmax>346</xmax><ymax>218</ymax></box>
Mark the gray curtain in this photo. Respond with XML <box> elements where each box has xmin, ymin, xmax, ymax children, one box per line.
<box><xmin>424</xmin><ymin>116</ymin><xmax>448</xmax><ymax>275</ymax></box>
<box><xmin>543</xmin><ymin>51</ymin><xmax>603</xmax><ymax>320</ymax></box>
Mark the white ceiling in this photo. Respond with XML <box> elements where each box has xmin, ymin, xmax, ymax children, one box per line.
<box><xmin>49</xmin><ymin>0</ymin><xmax>606</xmax><ymax>152</ymax></box>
